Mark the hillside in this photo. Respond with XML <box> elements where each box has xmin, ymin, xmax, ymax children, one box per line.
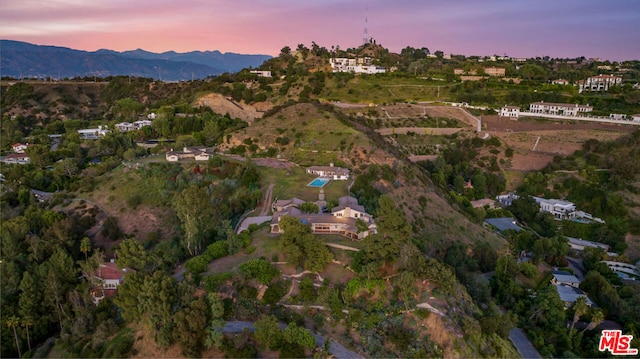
<box><xmin>3</xmin><ymin>44</ymin><xmax>640</xmax><ymax>358</ymax></box>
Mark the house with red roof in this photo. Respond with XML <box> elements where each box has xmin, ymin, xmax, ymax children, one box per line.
<box><xmin>92</xmin><ymin>261</ymin><xmax>127</xmax><ymax>304</ymax></box>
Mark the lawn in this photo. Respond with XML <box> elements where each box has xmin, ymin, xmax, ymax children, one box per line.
<box><xmin>322</xmin><ymin>75</ymin><xmax>457</xmax><ymax>104</ymax></box>
<box><xmin>258</xmin><ymin>166</ymin><xmax>351</xmax><ymax>203</ymax></box>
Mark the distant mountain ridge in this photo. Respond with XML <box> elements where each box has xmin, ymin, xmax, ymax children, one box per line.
<box><xmin>0</xmin><ymin>40</ymin><xmax>272</xmax><ymax>81</ymax></box>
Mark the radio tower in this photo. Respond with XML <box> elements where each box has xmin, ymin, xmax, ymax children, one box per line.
<box><xmin>362</xmin><ymin>7</ymin><xmax>369</xmax><ymax>45</ymax></box>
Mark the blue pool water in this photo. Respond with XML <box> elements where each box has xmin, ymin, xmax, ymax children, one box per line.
<box><xmin>308</xmin><ymin>178</ymin><xmax>330</xmax><ymax>187</ymax></box>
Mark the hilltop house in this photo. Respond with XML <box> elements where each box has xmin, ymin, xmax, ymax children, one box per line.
<box><xmin>250</xmin><ymin>70</ymin><xmax>272</xmax><ymax>78</ymax></box>
<box><xmin>165</xmin><ymin>146</ymin><xmax>215</xmax><ymax>162</ymax></box>
<box><xmin>270</xmin><ymin>195</ymin><xmax>377</xmax><ymax>240</ymax></box>
<box><xmin>306</xmin><ymin>163</ymin><xmax>350</xmax><ymax>180</ymax></box>
<box><xmin>329</xmin><ymin>57</ymin><xmax>386</xmax><ymax>74</ymax></box>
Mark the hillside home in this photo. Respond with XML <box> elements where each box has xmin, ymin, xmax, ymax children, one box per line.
<box><xmin>633</xmin><ymin>114</ymin><xmax>640</xmax><ymax>122</ymax></box>
<box><xmin>499</xmin><ymin>105</ymin><xmax>520</xmax><ymax>119</ymax></box>
<box><xmin>270</xmin><ymin>195</ymin><xmax>377</xmax><ymax>240</ymax></box>
<box><xmin>552</xmin><ymin>79</ymin><xmax>570</xmax><ymax>85</ymax></box>
<box><xmin>306</xmin><ymin>163</ymin><xmax>349</xmax><ymax>180</ymax></box>
<box><xmin>555</xmin><ymin>283</ymin><xmax>594</xmax><ymax>308</ymax></box>
<box><xmin>92</xmin><ymin>261</ymin><xmax>127</xmax><ymax>304</ymax></box>
<box><xmin>250</xmin><ymin>70</ymin><xmax>272</xmax><ymax>78</ymax></box>
<box><xmin>579</xmin><ymin>74</ymin><xmax>622</xmax><ymax>93</ymax></box>
<box><xmin>567</xmin><ymin>237</ymin><xmax>609</xmax><ymax>252</ymax></box>
<box><xmin>78</xmin><ymin>125</ymin><xmax>111</xmax><ymax>140</ymax></box>
<box><xmin>484</xmin><ymin>217</ymin><xmax>522</xmax><ymax>233</ymax></box>
<box><xmin>115</xmin><ymin>119</ymin><xmax>153</xmax><ymax>132</ymax></box>
<box><xmin>0</xmin><ymin>153</ymin><xmax>30</xmax><ymax>164</ymax></box>
<box><xmin>602</xmin><ymin>261</ymin><xmax>640</xmax><ymax>279</ymax></box>
<box><xmin>551</xmin><ymin>271</ymin><xmax>580</xmax><ymax>288</ymax></box>
<box><xmin>11</xmin><ymin>143</ymin><xmax>31</xmax><ymax>153</ymax></box>
<box><xmin>533</xmin><ymin>197</ymin><xmax>576</xmax><ymax>219</ymax></box>
<box><xmin>551</xmin><ymin>270</ymin><xmax>593</xmax><ymax>308</ymax></box>
<box><xmin>495</xmin><ymin>192</ymin><xmax>519</xmax><ymax>207</ymax></box>
<box><xmin>165</xmin><ymin>146</ymin><xmax>215</xmax><ymax>162</ymax></box>
<box><xmin>529</xmin><ymin>102</ymin><xmax>593</xmax><ymax>116</ymax></box>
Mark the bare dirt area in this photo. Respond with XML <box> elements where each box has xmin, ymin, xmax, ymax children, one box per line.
<box><xmin>482</xmin><ymin>115</ymin><xmax>634</xmax><ymax>172</ymax></box>
<box><xmin>194</xmin><ymin>93</ymin><xmax>272</xmax><ymax>123</ymax></box>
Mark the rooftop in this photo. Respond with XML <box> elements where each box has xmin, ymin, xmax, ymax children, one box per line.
<box><xmin>484</xmin><ymin>217</ymin><xmax>522</xmax><ymax>232</ymax></box>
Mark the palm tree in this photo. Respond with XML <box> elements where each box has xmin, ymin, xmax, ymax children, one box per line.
<box><xmin>80</xmin><ymin>237</ymin><xmax>92</xmax><ymax>262</ymax></box>
<box><xmin>21</xmin><ymin>317</ymin><xmax>33</xmax><ymax>352</ymax></box>
<box><xmin>583</xmin><ymin>309</ymin><xmax>605</xmax><ymax>333</ymax></box>
<box><xmin>6</xmin><ymin>315</ymin><xmax>21</xmax><ymax>358</ymax></box>
<box><xmin>569</xmin><ymin>297</ymin><xmax>588</xmax><ymax>335</ymax></box>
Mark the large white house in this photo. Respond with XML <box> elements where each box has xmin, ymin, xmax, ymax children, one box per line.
<box><xmin>165</xmin><ymin>146</ymin><xmax>215</xmax><ymax>162</ymax></box>
<box><xmin>533</xmin><ymin>196</ymin><xmax>576</xmax><ymax>219</ymax></box>
<box><xmin>529</xmin><ymin>102</ymin><xmax>593</xmax><ymax>116</ymax></box>
<box><xmin>329</xmin><ymin>57</ymin><xmax>386</xmax><ymax>74</ymax></box>
<box><xmin>579</xmin><ymin>74</ymin><xmax>622</xmax><ymax>93</ymax></box>
<box><xmin>115</xmin><ymin>120</ymin><xmax>153</xmax><ymax>132</ymax></box>
<box><xmin>499</xmin><ymin>105</ymin><xmax>520</xmax><ymax>119</ymax></box>
<box><xmin>78</xmin><ymin>125</ymin><xmax>111</xmax><ymax>140</ymax></box>
<box><xmin>306</xmin><ymin>164</ymin><xmax>350</xmax><ymax>180</ymax></box>
<box><xmin>270</xmin><ymin>195</ymin><xmax>377</xmax><ymax>240</ymax></box>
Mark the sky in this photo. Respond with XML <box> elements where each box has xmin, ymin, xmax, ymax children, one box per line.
<box><xmin>1</xmin><ymin>0</ymin><xmax>639</xmax><ymax>61</ymax></box>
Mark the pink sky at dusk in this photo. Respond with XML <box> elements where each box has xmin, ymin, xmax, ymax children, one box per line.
<box><xmin>1</xmin><ymin>0</ymin><xmax>639</xmax><ymax>61</ymax></box>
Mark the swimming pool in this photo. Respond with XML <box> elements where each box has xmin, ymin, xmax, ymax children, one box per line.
<box><xmin>308</xmin><ymin>178</ymin><xmax>330</xmax><ymax>187</ymax></box>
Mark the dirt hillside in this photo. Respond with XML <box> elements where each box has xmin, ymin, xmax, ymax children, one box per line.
<box><xmin>194</xmin><ymin>93</ymin><xmax>272</xmax><ymax>123</ymax></box>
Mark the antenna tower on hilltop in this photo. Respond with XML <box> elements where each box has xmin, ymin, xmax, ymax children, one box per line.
<box><xmin>362</xmin><ymin>7</ymin><xmax>370</xmax><ymax>45</ymax></box>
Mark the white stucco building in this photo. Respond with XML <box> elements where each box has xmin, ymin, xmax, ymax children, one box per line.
<box><xmin>579</xmin><ymin>74</ymin><xmax>622</xmax><ymax>93</ymax></box>
<box><xmin>529</xmin><ymin>102</ymin><xmax>593</xmax><ymax>116</ymax></box>
<box><xmin>499</xmin><ymin>105</ymin><xmax>520</xmax><ymax>119</ymax></box>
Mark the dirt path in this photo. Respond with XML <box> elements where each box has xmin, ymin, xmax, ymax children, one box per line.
<box><xmin>260</xmin><ymin>183</ymin><xmax>275</xmax><ymax>216</ymax></box>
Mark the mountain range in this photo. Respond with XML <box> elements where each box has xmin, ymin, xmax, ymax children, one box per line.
<box><xmin>0</xmin><ymin>40</ymin><xmax>272</xmax><ymax>81</ymax></box>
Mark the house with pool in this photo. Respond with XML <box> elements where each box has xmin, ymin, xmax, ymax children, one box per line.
<box><xmin>306</xmin><ymin>163</ymin><xmax>350</xmax><ymax>180</ymax></box>
<box><xmin>270</xmin><ymin>195</ymin><xmax>377</xmax><ymax>240</ymax></box>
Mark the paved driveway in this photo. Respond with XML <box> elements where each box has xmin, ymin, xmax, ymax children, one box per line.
<box><xmin>509</xmin><ymin>328</ymin><xmax>542</xmax><ymax>359</ymax></box>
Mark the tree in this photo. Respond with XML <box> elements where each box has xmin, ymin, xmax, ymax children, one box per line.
<box><xmin>112</xmin><ymin>98</ymin><xmax>143</xmax><ymax>121</ymax></box>
<box><xmin>396</xmin><ymin>271</ymin><xmax>416</xmax><ymax>311</ymax></box>
<box><xmin>569</xmin><ymin>296</ymin><xmax>588</xmax><ymax>335</ymax></box>
<box><xmin>300</xmin><ymin>202</ymin><xmax>319</xmax><ymax>214</ymax></box>
<box><xmin>173</xmin><ymin>185</ymin><xmax>215</xmax><ymax>256</ymax></box>
<box><xmin>21</xmin><ymin>317</ymin><xmax>33</xmax><ymax>353</ymax></box>
<box><xmin>174</xmin><ymin>297</ymin><xmax>208</xmax><ymax>357</ymax></box>
<box><xmin>254</xmin><ymin>314</ymin><xmax>283</xmax><ymax>350</ymax></box>
<box><xmin>278</xmin><ymin>216</ymin><xmax>332</xmax><ymax>272</ymax></box>
<box><xmin>283</xmin><ymin>322</ymin><xmax>316</xmax><ymax>349</ymax></box>
<box><xmin>6</xmin><ymin>315</ymin><xmax>21</xmax><ymax>358</ymax></box>
<box><xmin>43</xmin><ymin>248</ymin><xmax>77</xmax><ymax>331</ymax></box>
<box><xmin>116</xmin><ymin>238</ymin><xmax>154</xmax><ymax>273</ymax></box>
<box><xmin>79</xmin><ymin>236</ymin><xmax>92</xmax><ymax>262</ymax></box>
<box><xmin>279</xmin><ymin>46</ymin><xmax>291</xmax><ymax>57</ymax></box>
<box><xmin>205</xmin><ymin>293</ymin><xmax>225</xmax><ymax>349</ymax></box>
<box><xmin>583</xmin><ymin>309</ymin><xmax>604</xmax><ymax>332</ymax></box>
